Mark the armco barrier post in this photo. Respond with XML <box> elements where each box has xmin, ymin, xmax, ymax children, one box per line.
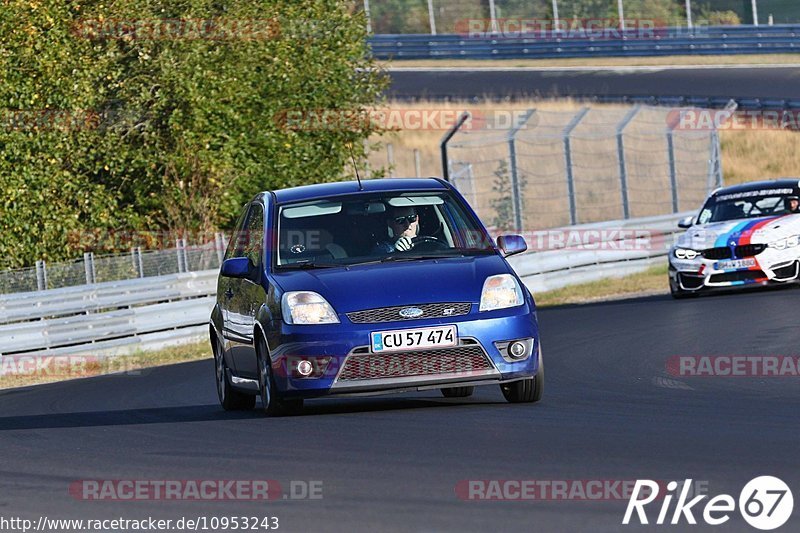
<box><xmin>176</xmin><ymin>239</ymin><xmax>186</xmax><ymax>273</ymax></box>
<box><xmin>83</xmin><ymin>252</ymin><xmax>95</xmax><ymax>284</ymax></box>
<box><xmin>616</xmin><ymin>105</ymin><xmax>640</xmax><ymax>219</ymax></box>
<box><xmin>215</xmin><ymin>233</ymin><xmax>225</xmax><ymax>266</ymax></box>
<box><xmin>508</xmin><ymin>109</ymin><xmax>535</xmax><ymax>232</ymax></box>
<box><xmin>35</xmin><ymin>260</ymin><xmax>47</xmax><ymax>291</ymax></box>
<box><xmin>563</xmin><ymin>107</ymin><xmax>590</xmax><ymax>225</ymax></box>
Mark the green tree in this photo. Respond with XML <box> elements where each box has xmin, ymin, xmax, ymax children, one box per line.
<box><xmin>0</xmin><ymin>0</ymin><xmax>386</xmax><ymax>269</ymax></box>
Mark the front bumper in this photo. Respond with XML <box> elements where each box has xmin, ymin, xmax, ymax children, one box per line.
<box><xmin>669</xmin><ymin>248</ymin><xmax>800</xmax><ymax>292</ymax></box>
<box><xmin>267</xmin><ymin>306</ymin><xmax>540</xmax><ymax>397</ymax></box>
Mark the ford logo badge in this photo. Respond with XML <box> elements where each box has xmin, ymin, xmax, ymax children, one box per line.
<box><xmin>399</xmin><ymin>307</ymin><xmax>424</xmax><ymax>319</ymax></box>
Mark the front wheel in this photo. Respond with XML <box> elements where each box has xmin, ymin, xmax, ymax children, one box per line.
<box><xmin>501</xmin><ymin>348</ymin><xmax>543</xmax><ymax>403</ymax></box>
<box><xmin>257</xmin><ymin>336</ymin><xmax>303</xmax><ymax>417</ymax></box>
<box><xmin>214</xmin><ymin>336</ymin><xmax>255</xmax><ymax>411</ymax></box>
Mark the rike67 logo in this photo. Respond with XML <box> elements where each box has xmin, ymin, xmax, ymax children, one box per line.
<box><xmin>623</xmin><ymin>476</ymin><xmax>793</xmax><ymax>530</ymax></box>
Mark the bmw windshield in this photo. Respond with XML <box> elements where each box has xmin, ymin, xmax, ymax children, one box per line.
<box><xmin>274</xmin><ymin>191</ymin><xmax>495</xmax><ymax>269</ymax></box>
<box><xmin>697</xmin><ymin>189</ymin><xmax>799</xmax><ymax>224</ymax></box>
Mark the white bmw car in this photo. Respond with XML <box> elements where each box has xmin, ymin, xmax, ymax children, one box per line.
<box><xmin>669</xmin><ymin>179</ymin><xmax>800</xmax><ymax>298</ymax></box>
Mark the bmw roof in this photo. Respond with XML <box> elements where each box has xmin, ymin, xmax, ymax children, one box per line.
<box><xmin>711</xmin><ymin>178</ymin><xmax>800</xmax><ymax>197</ymax></box>
<box><xmin>270</xmin><ymin>178</ymin><xmax>448</xmax><ymax>204</ymax></box>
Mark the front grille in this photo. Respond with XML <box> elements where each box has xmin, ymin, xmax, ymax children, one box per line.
<box><xmin>702</xmin><ymin>247</ymin><xmax>731</xmax><ymax>260</ymax></box>
<box><xmin>337</xmin><ymin>345</ymin><xmax>493</xmax><ymax>381</ymax></box>
<box><xmin>346</xmin><ymin>302</ymin><xmax>471</xmax><ymax>324</ymax></box>
<box><xmin>702</xmin><ymin>244</ymin><xmax>766</xmax><ymax>260</ymax></box>
<box><xmin>709</xmin><ymin>270</ymin><xmax>766</xmax><ymax>283</ymax></box>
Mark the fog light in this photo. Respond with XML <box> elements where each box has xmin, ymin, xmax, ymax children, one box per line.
<box><xmin>509</xmin><ymin>341</ymin><xmax>527</xmax><ymax>359</ymax></box>
<box><xmin>296</xmin><ymin>360</ymin><xmax>313</xmax><ymax>377</ymax></box>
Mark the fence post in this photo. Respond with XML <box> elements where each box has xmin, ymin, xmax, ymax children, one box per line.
<box><xmin>176</xmin><ymin>239</ymin><xmax>186</xmax><ymax>273</ymax></box>
<box><xmin>440</xmin><ymin>112</ymin><xmax>471</xmax><ymax>182</ymax></box>
<box><xmin>427</xmin><ymin>0</ymin><xmax>437</xmax><ymax>35</ymax></box>
<box><xmin>387</xmin><ymin>143</ymin><xmax>395</xmax><ymax>177</ymax></box>
<box><xmin>507</xmin><ymin>109</ymin><xmax>536</xmax><ymax>232</ymax></box>
<box><xmin>35</xmin><ymin>260</ymin><xmax>47</xmax><ymax>291</ymax></box>
<box><xmin>562</xmin><ymin>107</ymin><xmax>590</xmax><ymax>225</ymax></box>
<box><xmin>215</xmin><ymin>233</ymin><xmax>226</xmax><ymax>266</ymax></box>
<box><xmin>413</xmin><ymin>148</ymin><xmax>422</xmax><ymax>177</ymax></box>
<box><xmin>707</xmin><ymin>130</ymin><xmax>724</xmax><ymax>193</ymax></box>
<box><xmin>666</xmin><ymin>127</ymin><xmax>679</xmax><ymax>213</ymax></box>
<box><xmin>616</xmin><ymin>105</ymin><xmax>640</xmax><ymax>220</ymax></box>
<box><xmin>134</xmin><ymin>247</ymin><xmax>144</xmax><ymax>278</ymax></box>
<box><xmin>83</xmin><ymin>252</ymin><xmax>95</xmax><ymax>284</ymax></box>
<box><xmin>363</xmin><ymin>139</ymin><xmax>371</xmax><ymax>179</ymax></box>
<box><xmin>363</xmin><ymin>0</ymin><xmax>372</xmax><ymax>34</ymax></box>
<box><xmin>685</xmin><ymin>0</ymin><xmax>693</xmax><ymax>29</ymax></box>
<box><xmin>751</xmin><ymin>0</ymin><xmax>759</xmax><ymax>26</ymax></box>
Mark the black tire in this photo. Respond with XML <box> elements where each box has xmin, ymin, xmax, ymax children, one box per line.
<box><xmin>441</xmin><ymin>386</ymin><xmax>474</xmax><ymax>398</ymax></box>
<box><xmin>213</xmin><ymin>336</ymin><xmax>255</xmax><ymax>411</ymax></box>
<box><xmin>501</xmin><ymin>349</ymin><xmax>544</xmax><ymax>403</ymax></box>
<box><xmin>256</xmin><ymin>335</ymin><xmax>303</xmax><ymax>417</ymax></box>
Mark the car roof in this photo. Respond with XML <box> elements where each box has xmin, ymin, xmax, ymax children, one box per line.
<box><xmin>270</xmin><ymin>178</ymin><xmax>448</xmax><ymax>204</ymax></box>
<box><xmin>712</xmin><ymin>178</ymin><xmax>800</xmax><ymax>197</ymax></box>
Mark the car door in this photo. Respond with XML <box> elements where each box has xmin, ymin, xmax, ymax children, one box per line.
<box><xmin>219</xmin><ymin>205</ymin><xmax>250</xmax><ymax>365</ymax></box>
<box><xmin>227</xmin><ymin>202</ymin><xmax>266</xmax><ymax>378</ymax></box>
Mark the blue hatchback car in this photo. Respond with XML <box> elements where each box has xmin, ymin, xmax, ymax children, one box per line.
<box><xmin>210</xmin><ymin>178</ymin><xmax>543</xmax><ymax>415</ymax></box>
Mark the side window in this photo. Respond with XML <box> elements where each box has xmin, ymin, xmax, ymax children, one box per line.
<box><xmin>224</xmin><ymin>205</ymin><xmax>250</xmax><ymax>261</ymax></box>
<box><xmin>236</xmin><ymin>203</ymin><xmax>264</xmax><ymax>266</ymax></box>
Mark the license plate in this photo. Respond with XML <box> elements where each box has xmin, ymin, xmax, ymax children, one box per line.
<box><xmin>715</xmin><ymin>258</ymin><xmax>756</xmax><ymax>270</ymax></box>
<box><xmin>371</xmin><ymin>325</ymin><xmax>457</xmax><ymax>353</ymax></box>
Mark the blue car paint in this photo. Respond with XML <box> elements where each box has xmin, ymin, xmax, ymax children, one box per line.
<box><xmin>210</xmin><ymin>178</ymin><xmax>540</xmax><ymax>398</ymax></box>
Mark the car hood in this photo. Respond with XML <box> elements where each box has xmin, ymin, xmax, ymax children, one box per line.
<box><xmin>675</xmin><ymin>214</ymin><xmax>800</xmax><ymax>249</ymax></box>
<box><xmin>271</xmin><ymin>254</ymin><xmax>512</xmax><ymax>313</ymax></box>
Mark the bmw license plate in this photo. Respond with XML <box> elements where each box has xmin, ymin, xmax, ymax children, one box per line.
<box><xmin>371</xmin><ymin>325</ymin><xmax>457</xmax><ymax>353</ymax></box>
<box><xmin>715</xmin><ymin>258</ymin><xmax>756</xmax><ymax>270</ymax></box>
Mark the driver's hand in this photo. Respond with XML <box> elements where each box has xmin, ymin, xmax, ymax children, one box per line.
<box><xmin>394</xmin><ymin>236</ymin><xmax>413</xmax><ymax>251</ymax></box>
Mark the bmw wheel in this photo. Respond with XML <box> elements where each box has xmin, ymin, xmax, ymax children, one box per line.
<box><xmin>214</xmin><ymin>336</ymin><xmax>255</xmax><ymax>411</ymax></box>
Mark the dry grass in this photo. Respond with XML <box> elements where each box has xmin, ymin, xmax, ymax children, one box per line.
<box><xmin>381</xmin><ymin>54</ymin><xmax>800</xmax><ymax>69</ymax></box>
<box><xmin>534</xmin><ymin>264</ymin><xmax>669</xmax><ymax>307</ymax></box>
<box><xmin>0</xmin><ymin>341</ymin><xmax>211</xmax><ymax>390</ymax></box>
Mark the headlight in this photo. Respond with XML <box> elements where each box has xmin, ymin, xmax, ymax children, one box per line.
<box><xmin>479</xmin><ymin>274</ymin><xmax>524</xmax><ymax>312</ymax></box>
<box><xmin>281</xmin><ymin>291</ymin><xmax>339</xmax><ymax>324</ymax></box>
<box><xmin>769</xmin><ymin>235</ymin><xmax>800</xmax><ymax>250</ymax></box>
<box><xmin>674</xmin><ymin>248</ymin><xmax>700</xmax><ymax>260</ymax></box>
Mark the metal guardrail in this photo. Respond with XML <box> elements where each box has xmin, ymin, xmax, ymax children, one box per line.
<box><xmin>0</xmin><ymin>270</ymin><xmax>218</xmax><ymax>357</ymax></box>
<box><xmin>0</xmin><ymin>212</ymin><xmax>690</xmax><ymax>360</ymax></box>
<box><xmin>369</xmin><ymin>24</ymin><xmax>800</xmax><ymax>59</ymax></box>
<box><xmin>507</xmin><ymin>211</ymin><xmax>689</xmax><ymax>292</ymax></box>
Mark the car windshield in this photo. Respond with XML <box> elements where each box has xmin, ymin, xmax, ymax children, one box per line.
<box><xmin>274</xmin><ymin>191</ymin><xmax>495</xmax><ymax>269</ymax></box>
<box><xmin>697</xmin><ymin>190</ymin><xmax>799</xmax><ymax>224</ymax></box>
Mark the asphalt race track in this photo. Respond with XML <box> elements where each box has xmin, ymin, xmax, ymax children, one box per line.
<box><xmin>2</xmin><ymin>287</ymin><xmax>799</xmax><ymax>532</ymax></box>
<box><xmin>387</xmin><ymin>65</ymin><xmax>800</xmax><ymax>102</ymax></box>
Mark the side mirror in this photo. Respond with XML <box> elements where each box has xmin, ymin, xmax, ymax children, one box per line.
<box><xmin>221</xmin><ymin>257</ymin><xmax>254</xmax><ymax>279</ymax></box>
<box><xmin>677</xmin><ymin>216</ymin><xmax>694</xmax><ymax>229</ymax></box>
<box><xmin>497</xmin><ymin>234</ymin><xmax>527</xmax><ymax>257</ymax></box>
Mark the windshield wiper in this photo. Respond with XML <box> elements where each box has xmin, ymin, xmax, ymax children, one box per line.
<box><xmin>278</xmin><ymin>261</ymin><xmax>340</xmax><ymax>270</ymax></box>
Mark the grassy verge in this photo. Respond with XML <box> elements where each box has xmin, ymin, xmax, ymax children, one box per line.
<box><xmin>0</xmin><ymin>341</ymin><xmax>211</xmax><ymax>390</ymax></box>
<box><xmin>533</xmin><ymin>264</ymin><xmax>669</xmax><ymax>307</ymax></box>
<box><xmin>381</xmin><ymin>54</ymin><xmax>800</xmax><ymax>69</ymax></box>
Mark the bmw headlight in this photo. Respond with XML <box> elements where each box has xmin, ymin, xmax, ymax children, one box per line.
<box><xmin>479</xmin><ymin>274</ymin><xmax>524</xmax><ymax>312</ymax></box>
<box><xmin>769</xmin><ymin>235</ymin><xmax>800</xmax><ymax>250</ymax></box>
<box><xmin>674</xmin><ymin>248</ymin><xmax>700</xmax><ymax>260</ymax></box>
<box><xmin>281</xmin><ymin>291</ymin><xmax>339</xmax><ymax>324</ymax></box>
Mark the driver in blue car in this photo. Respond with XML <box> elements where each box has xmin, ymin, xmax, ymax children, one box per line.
<box><xmin>375</xmin><ymin>206</ymin><xmax>419</xmax><ymax>253</ymax></box>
